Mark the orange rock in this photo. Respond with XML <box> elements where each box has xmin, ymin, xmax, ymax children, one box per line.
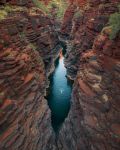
<box><xmin>82</xmin><ymin>50</ymin><xmax>96</xmax><ymax>59</ymax></box>
<box><xmin>24</xmin><ymin>73</ymin><xmax>34</xmax><ymax>84</ymax></box>
<box><xmin>0</xmin><ymin>48</ymin><xmax>11</xmax><ymax>58</ymax></box>
<box><xmin>21</xmin><ymin>54</ymin><xmax>30</xmax><ymax>62</ymax></box>
<box><xmin>78</xmin><ymin>79</ymin><xmax>95</xmax><ymax>97</ymax></box>
<box><xmin>1</xmin><ymin>99</ymin><xmax>13</xmax><ymax>110</ymax></box>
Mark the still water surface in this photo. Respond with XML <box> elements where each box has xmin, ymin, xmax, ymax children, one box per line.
<box><xmin>47</xmin><ymin>51</ymin><xmax>72</xmax><ymax>132</ymax></box>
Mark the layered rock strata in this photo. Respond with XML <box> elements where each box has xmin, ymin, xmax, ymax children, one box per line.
<box><xmin>0</xmin><ymin>0</ymin><xmax>33</xmax><ymax>7</ymax></box>
<box><xmin>58</xmin><ymin>31</ymin><xmax>120</xmax><ymax>150</ymax></box>
<box><xmin>63</xmin><ymin>0</ymin><xmax>119</xmax><ymax>80</ymax></box>
<box><xmin>0</xmin><ymin>0</ymin><xmax>120</xmax><ymax>150</ymax></box>
<box><xmin>0</xmin><ymin>5</ymin><xmax>59</xmax><ymax>150</ymax></box>
<box><xmin>57</xmin><ymin>0</ymin><xmax>120</xmax><ymax>150</ymax></box>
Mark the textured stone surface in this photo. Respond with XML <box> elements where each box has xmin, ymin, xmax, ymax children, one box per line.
<box><xmin>0</xmin><ymin>5</ymin><xmax>59</xmax><ymax>150</ymax></box>
<box><xmin>62</xmin><ymin>0</ymin><xmax>119</xmax><ymax>80</ymax></box>
<box><xmin>57</xmin><ymin>0</ymin><xmax>120</xmax><ymax>150</ymax></box>
<box><xmin>0</xmin><ymin>0</ymin><xmax>33</xmax><ymax>7</ymax></box>
<box><xmin>0</xmin><ymin>0</ymin><xmax>120</xmax><ymax>150</ymax></box>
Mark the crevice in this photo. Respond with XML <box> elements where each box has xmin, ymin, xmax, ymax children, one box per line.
<box><xmin>45</xmin><ymin>44</ymin><xmax>73</xmax><ymax>134</ymax></box>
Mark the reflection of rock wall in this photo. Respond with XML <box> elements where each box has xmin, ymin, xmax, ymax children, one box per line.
<box><xmin>0</xmin><ymin>6</ymin><xmax>59</xmax><ymax>150</ymax></box>
<box><xmin>58</xmin><ymin>0</ymin><xmax>120</xmax><ymax>150</ymax></box>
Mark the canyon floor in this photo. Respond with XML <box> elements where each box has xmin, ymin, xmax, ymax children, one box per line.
<box><xmin>0</xmin><ymin>0</ymin><xmax>120</xmax><ymax>150</ymax></box>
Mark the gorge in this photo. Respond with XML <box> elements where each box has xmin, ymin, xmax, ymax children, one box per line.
<box><xmin>0</xmin><ymin>0</ymin><xmax>120</xmax><ymax>150</ymax></box>
<box><xmin>47</xmin><ymin>50</ymin><xmax>72</xmax><ymax>133</ymax></box>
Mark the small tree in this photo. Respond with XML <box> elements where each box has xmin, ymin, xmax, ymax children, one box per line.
<box><xmin>109</xmin><ymin>12</ymin><xmax>120</xmax><ymax>40</ymax></box>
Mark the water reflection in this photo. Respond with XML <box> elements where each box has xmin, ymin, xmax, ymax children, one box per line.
<box><xmin>47</xmin><ymin>49</ymin><xmax>72</xmax><ymax>132</ymax></box>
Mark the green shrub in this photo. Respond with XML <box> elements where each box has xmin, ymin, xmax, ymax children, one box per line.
<box><xmin>32</xmin><ymin>0</ymin><xmax>49</xmax><ymax>13</ymax></box>
<box><xmin>32</xmin><ymin>0</ymin><xmax>68</xmax><ymax>19</ymax></box>
<box><xmin>0</xmin><ymin>5</ymin><xmax>11</xmax><ymax>20</ymax></box>
<box><xmin>49</xmin><ymin>0</ymin><xmax>68</xmax><ymax>19</ymax></box>
<box><xmin>0</xmin><ymin>5</ymin><xmax>21</xmax><ymax>20</ymax></box>
<box><xmin>108</xmin><ymin>12</ymin><xmax>120</xmax><ymax>39</ymax></box>
<box><xmin>0</xmin><ymin>10</ymin><xmax>7</xmax><ymax>20</ymax></box>
<box><xmin>4</xmin><ymin>5</ymin><xmax>12</xmax><ymax>12</ymax></box>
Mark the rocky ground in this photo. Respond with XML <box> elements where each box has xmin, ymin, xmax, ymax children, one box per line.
<box><xmin>0</xmin><ymin>0</ymin><xmax>120</xmax><ymax>150</ymax></box>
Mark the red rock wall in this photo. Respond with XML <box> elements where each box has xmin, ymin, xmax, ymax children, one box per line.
<box><xmin>64</xmin><ymin>0</ymin><xmax>119</xmax><ymax>80</ymax></box>
<box><xmin>61</xmin><ymin>4</ymin><xmax>77</xmax><ymax>35</ymax></box>
<box><xmin>57</xmin><ymin>0</ymin><xmax>120</xmax><ymax>150</ymax></box>
<box><xmin>0</xmin><ymin>0</ymin><xmax>33</xmax><ymax>7</ymax></box>
<box><xmin>0</xmin><ymin>7</ymin><xmax>59</xmax><ymax>150</ymax></box>
<box><xmin>0</xmin><ymin>0</ymin><xmax>120</xmax><ymax>150</ymax></box>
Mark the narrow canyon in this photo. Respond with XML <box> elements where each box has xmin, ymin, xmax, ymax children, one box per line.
<box><xmin>0</xmin><ymin>0</ymin><xmax>120</xmax><ymax>150</ymax></box>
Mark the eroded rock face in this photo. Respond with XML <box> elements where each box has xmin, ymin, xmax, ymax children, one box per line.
<box><xmin>57</xmin><ymin>0</ymin><xmax>120</xmax><ymax>150</ymax></box>
<box><xmin>0</xmin><ymin>6</ymin><xmax>59</xmax><ymax>150</ymax></box>
<box><xmin>0</xmin><ymin>0</ymin><xmax>33</xmax><ymax>7</ymax></box>
<box><xmin>61</xmin><ymin>4</ymin><xmax>77</xmax><ymax>35</ymax></box>
<box><xmin>60</xmin><ymin>33</ymin><xmax>120</xmax><ymax>150</ymax></box>
<box><xmin>62</xmin><ymin>0</ymin><xmax>119</xmax><ymax>80</ymax></box>
<box><xmin>0</xmin><ymin>0</ymin><xmax>120</xmax><ymax>150</ymax></box>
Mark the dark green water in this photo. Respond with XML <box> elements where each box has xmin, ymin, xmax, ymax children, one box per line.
<box><xmin>47</xmin><ymin>51</ymin><xmax>72</xmax><ymax>132</ymax></box>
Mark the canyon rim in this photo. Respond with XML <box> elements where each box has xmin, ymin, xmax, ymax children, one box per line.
<box><xmin>0</xmin><ymin>0</ymin><xmax>120</xmax><ymax>150</ymax></box>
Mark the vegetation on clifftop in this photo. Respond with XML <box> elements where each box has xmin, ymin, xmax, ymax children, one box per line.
<box><xmin>0</xmin><ymin>5</ymin><xmax>26</xmax><ymax>20</ymax></box>
<box><xmin>0</xmin><ymin>5</ymin><xmax>12</xmax><ymax>20</ymax></box>
<box><xmin>102</xmin><ymin>5</ymin><xmax>120</xmax><ymax>40</ymax></box>
<box><xmin>32</xmin><ymin>0</ymin><xmax>68</xmax><ymax>19</ymax></box>
<box><xmin>108</xmin><ymin>12</ymin><xmax>120</xmax><ymax>40</ymax></box>
<box><xmin>108</xmin><ymin>5</ymin><xmax>120</xmax><ymax>40</ymax></box>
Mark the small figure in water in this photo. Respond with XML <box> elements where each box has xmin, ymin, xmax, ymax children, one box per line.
<box><xmin>60</xmin><ymin>89</ymin><xmax>63</xmax><ymax>93</ymax></box>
